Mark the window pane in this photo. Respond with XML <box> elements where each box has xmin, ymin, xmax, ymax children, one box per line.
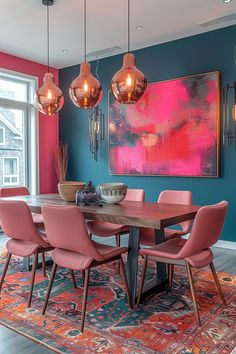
<box><xmin>4</xmin><ymin>158</ymin><xmax>17</xmax><ymax>174</ymax></box>
<box><xmin>0</xmin><ymin>77</ymin><xmax>27</xmax><ymax>102</ymax></box>
<box><xmin>0</xmin><ymin>107</ymin><xmax>25</xmax><ymax>187</ymax></box>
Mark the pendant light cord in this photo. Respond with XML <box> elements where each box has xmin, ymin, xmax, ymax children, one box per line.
<box><xmin>84</xmin><ymin>0</ymin><xmax>87</xmax><ymax>62</ymax></box>
<box><xmin>128</xmin><ymin>0</ymin><xmax>130</xmax><ymax>52</ymax></box>
<box><xmin>47</xmin><ymin>5</ymin><xmax>50</xmax><ymax>72</ymax></box>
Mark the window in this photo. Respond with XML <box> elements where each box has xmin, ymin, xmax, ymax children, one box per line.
<box><xmin>3</xmin><ymin>157</ymin><xmax>19</xmax><ymax>185</ymax></box>
<box><xmin>0</xmin><ymin>127</ymin><xmax>5</xmax><ymax>145</ymax></box>
<box><xmin>0</xmin><ymin>69</ymin><xmax>38</xmax><ymax>193</ymax></box>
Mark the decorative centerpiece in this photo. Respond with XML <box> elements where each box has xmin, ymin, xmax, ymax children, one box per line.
<box><xmin>76</xmin><ymin>181</ymin><xmax>101</xmax><ymax>206</ymax></box>
<box><xmin>54</xmin><ymin>143</ymin><xmax>85</xmax><ymax>202</ymax></box>
<box><xmin>98</xmin><ymin>183</ymin><xmax>127</xmax><ymax>204</ymax></box>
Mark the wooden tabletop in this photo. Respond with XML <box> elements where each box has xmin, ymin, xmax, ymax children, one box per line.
<box><xmin>1</xmin><ymin>193</ymin><xmax>200</xmax><ymax>229</ymax></box>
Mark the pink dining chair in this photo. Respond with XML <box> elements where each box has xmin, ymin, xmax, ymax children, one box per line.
<box><xmin>0</xmin><ymin>187</ymin><xmax>44</xmax><ymax>227</ymax></box>
<box><xmin>137</xmin><ymin>201</ymin><xmax>228</xmax><ymax>326</ymax></box>
<box><xmin>41</xmin><ymin>204</ymin><xmax>132</xmax><ymax>333</ymax></box>
<box><xmin>87</xmin><ymin>189</ymin><xmax>145</xmax><ymax>272</ymax></box>
<box><xmin>139</xmin><ymin>190</ymin><xmax>192</xmax><ymax>246</ymax></box>
<box><xmin>0</xmin><ymin>200</ymin><xmax>53</xmax><ymax>307</ymax></box>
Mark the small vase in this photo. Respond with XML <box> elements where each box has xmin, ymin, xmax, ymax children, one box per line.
<box><xmin>76</xmin><ymin>181</ymin><xmax>101</xmax><ymax>206</ymax></box>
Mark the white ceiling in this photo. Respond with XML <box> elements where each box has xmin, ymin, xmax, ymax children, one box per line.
<box><xmin>0</xmin><ymin>0</ymin><xmax>236</xmax><ymax>69</ymax></box>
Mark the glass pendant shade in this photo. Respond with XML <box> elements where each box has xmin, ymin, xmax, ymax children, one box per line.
<box><xmin>111</xmin><ymin>52</ymin><xmax>147</xmax><ymax>104</ymax></box>
<box><xmin>69</xmin><ymin>61</ymin><xmax>102</xmax><ymax>109</ymax></box>
<box><xmin>35</xmin><ymin>73</ymin><xmax>64</xmax><ymax>116</ymax></box>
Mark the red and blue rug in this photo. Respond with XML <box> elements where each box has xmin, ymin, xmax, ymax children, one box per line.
<box><xmin>0</xmin><ymin>251</ymin><xmax>235</xmax><ymax>353</ymax></box>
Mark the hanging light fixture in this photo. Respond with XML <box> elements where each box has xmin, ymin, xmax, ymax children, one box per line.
<box><xmin>35</xmin><ymin>0</ymin><xmax>64</xmax><ymax>116</ymax></box>
<box><xmin>111</xmin><ymin>0</ymin><xmax>147</xmax><ymax>104</ymax></box>
<box><xmin>69</xmin><ymin>0</ymin><xmax>102</xmax><ymax>109</ymax></box>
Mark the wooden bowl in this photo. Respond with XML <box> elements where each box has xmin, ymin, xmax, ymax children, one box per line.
<box><xmin>58</xmin><ymin>181</ymin><xmax>86</xmax><ymax>202</ymax></box>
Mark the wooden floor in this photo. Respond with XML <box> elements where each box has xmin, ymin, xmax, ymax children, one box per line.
<box><xmin>0</xmin><ymin>234</ymin><xmax>235</xmax><ymax>354</ymax></box>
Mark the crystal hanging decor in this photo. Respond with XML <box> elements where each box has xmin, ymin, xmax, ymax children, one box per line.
<box><xmin>88</xmin><ymin>106</ymin><xmax>104</xmax><ymax>160</ymax></box>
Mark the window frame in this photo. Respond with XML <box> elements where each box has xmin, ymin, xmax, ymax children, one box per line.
<box><xmin>0</xmin><ymin>68</ymin><xmax>39</xmax><ymax>193</ymax></box>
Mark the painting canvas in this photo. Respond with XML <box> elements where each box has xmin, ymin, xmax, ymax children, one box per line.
<box><xmin>108</xmin><ymin>71</ymin><xmax>220</xmax><ymax>177</ymax></box>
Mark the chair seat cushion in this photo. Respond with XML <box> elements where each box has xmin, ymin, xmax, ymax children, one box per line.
<box><xmin>139</xmin><ymin>227</ymin><xmax>185</xmax><ymax>246</ymax></box>
<box><xmin>6</xmin><ymin>231</ymin><xmax>51</xmax><ymax>256</ymax></box>
<box><xmin>7</xmin><ymin>239</ymin><xmax>40</xmax><ymax>257</ymax></box>
<box><xmin>140</xmin><ymin>238</ymin><xmax>213</xmax><ymax>268</ymax></box>
<box><xmin>186</xmin><ymin>249</ymin><xmax>213</xmax><ymax>268</ymax></box>
<box><xmin>87</xmin><ymin>221</ymin><xmax>128</xmax><ymax>237</ymax></box>
<box><xmin>52</xmin><ymin>242</ymin><xmax>128</xmax><ymax>270</ymax></box>
<box><xmin>140</xmin><ymin>238</ymin><xmax>187</xmax><ymax>258</ymax></box>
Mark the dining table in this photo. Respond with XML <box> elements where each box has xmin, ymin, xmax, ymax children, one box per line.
<box><xmin>1</xmin><ymin>193</ymin><xmax>200</xmax><ymax>305</ymax></box>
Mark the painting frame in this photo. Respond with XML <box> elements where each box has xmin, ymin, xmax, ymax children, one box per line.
<box><xmin>108</xmin><ymin>71</ymin><xmax>220</xmax><ymax>178</ymax></box>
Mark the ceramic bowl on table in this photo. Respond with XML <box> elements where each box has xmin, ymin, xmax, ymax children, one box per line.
<box><xmin>98</xmin><ymin>183</ymin><xmax>127</xmax><ymax>204</ymax></box>
<box><xmin>58</xmin><ymin>181</ymin><xmax>86</xmax><ymax>202</ymax></box>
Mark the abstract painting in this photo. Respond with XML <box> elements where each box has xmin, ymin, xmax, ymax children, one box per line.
<box><xmin>108</xmin><ymin>71</ymin><xmax>220</xmax><ymax>177</ymax></box>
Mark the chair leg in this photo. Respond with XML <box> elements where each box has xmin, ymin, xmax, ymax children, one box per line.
<box><xmin>82</xmin><ymin>270</ymin><xmax>85</xmax><ymax>286</ymax></box>
<box><xmin>168</xmin><ymin>264</ymin><xmax>174</xmax><ymax>290</ymax></box>
<box><xmin>119</xmin><ymin>256</ymin><xmax>133</xmax><ymax>309</ymax></box>
<box><xmin>80</xmin><ymin>268</ymin><xmax>90</xmax><ymax>333</ymax></box>
<box><xmin>210</xmin><ymin>262</ymin><xmax>226</xmax><ymax>305</ymax></box>
<box><xmin>186</xmin><ymin>261</ymin><xmax>201</xmax><ymax>326</ymax></box>
<box><xmin>0</xmin><ymin>252</ymin><xmax>12</xmax><ymax>292</ymax></box>
<box><xmin>70</xmin><ymin>270</ymin><xmax>77</xmax><ymax>289</ymax></box>
<box><xmin>27</xmin><ymin>252</ymin><xmax>38</xmax><ymax>308</ymax></box>
<box><xmin>116</xmin><ymin>233</ymin><xmax>121</xmax><ymax>274</ymax></box>
<box><xmin>42</xmin><ymin>262</ymin><xmax>58</xmax><ymax>315</ymax></box>
<box><xmin>136</xmin><ymin>256</ymin><xmax>148</xmax><ymax>308</ymax></box>
<box><xmin>42</xmin><ymin>252</ymin><xmax>46</xmax><ymax>278</ymax></box>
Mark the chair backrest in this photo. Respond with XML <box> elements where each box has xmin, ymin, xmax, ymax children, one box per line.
<box><xmin>0</xmin><ymin>200</ymin><xmax>46</xmax><ymax>246</ymax></box>
<box><xmin>0</xmin><ymin>187</ymin><xmax>30</xmax><ymax>197</ymax></box>
<box><xmin>124</xmin><ymin>189</ymin><xmax>145</xmax><ymax>202</ymax></box>
<box><xmin>178</xmin><ymin>201</ymin><xmax>228</xmax><ymax>259</ymax></box>
<box><xmin>42</xmin><ymin>204</ymin><xmax>104</xmax><ymax>261</ymax></box>
<box><xmin>158</xmin><ymin>190</ymin><xmax>192</xmax><ymax>233</ymax></box>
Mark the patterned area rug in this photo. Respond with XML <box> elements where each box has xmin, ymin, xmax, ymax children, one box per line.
<box><xmin>0</xmin><ymin>251</ymin><xmax>236</xmax><ymax>354</ymax></box>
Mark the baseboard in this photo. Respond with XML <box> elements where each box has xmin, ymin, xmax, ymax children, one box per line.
<box><xmin>182</xmin><ymin>234</ymin><xmax>236</xmax><ymax>250</ymax></box>
<box><xmin>215</xmin><ymin>240</ymin><xmax>236</xmax><ymax>250</ymax></box>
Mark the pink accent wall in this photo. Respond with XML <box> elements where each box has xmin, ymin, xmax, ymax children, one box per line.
<box><xmin>0</xmin><ymin>51</ymin><xmax>59</xmax><ymax>193</ymax></box>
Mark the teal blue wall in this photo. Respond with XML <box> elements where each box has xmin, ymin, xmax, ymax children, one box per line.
<box><xmin>59</xmin><ymin>25</ymin><xmax>236</xmax><ymax>242</ymax></box>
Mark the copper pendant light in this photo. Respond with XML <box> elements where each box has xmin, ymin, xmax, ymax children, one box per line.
<box><xmin>69</xmin><ymin>0</ymin><xmax>102</xmax><ymax>109</ymax></box>
<box><xmin>35</xmin><ymin>0</ymin><xmax>64</xmax><ymax>116</ymax></box>
<box><xmin>111</xmin><ymin>0</ymin><xmax>147</xmax><ymax>104</ymax></box>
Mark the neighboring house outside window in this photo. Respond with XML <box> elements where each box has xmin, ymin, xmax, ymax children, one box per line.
<box><xmin>0</xmin><ymin>70</ymin><xmax>38</xmax><ymax>193</ymax></box>
<box><xmin>0</xmin><ymin>127</ymin><xmax>5</xmax><ymax>145</ymax></box>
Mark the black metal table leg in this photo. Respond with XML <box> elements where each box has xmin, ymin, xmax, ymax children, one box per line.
<box><xmin>23</xmin><ymin>256</ymin><xmax>30</xmax><ymax>271</ymax></box>
<box><xmin>154</xmin><ymin>228</ymin><xmax>166</xmax><ymax>280</ymax></box>
<box><xmin>23</xmin><ymin>254</ymin><xmax>52</xmax><ymax>272</ymax></box>
<box><xmin>126</xmin><ymin>226</ymin><xmax>140</xmax><ymax>305</ymax></box>
<box><xmin>139</xmin><ymin>229</ymin><xmax>167</xmax><ymax>301</ymax></box>
<box><xmin>126</xmin><ymin>227</ymin><xmax>168</xmax><ymax>306</ymax></box>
